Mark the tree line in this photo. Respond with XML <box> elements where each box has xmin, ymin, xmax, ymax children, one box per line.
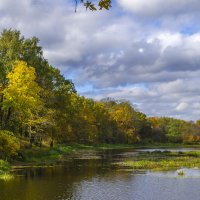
<box><xmin>0</xmin><ymin>29</ymin><xmax>200</xmax><ymax>159</ymax></box>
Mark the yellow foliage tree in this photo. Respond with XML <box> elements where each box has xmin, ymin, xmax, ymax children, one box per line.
<box><xmin>2</xmin><ymin>61</ymin><xmax>44</xmax><ymax>130</ymax></box>
<box><xmin>110</xmin><ymin>101</ymin><xmax>139</xmax><ymax>143</ymax></box>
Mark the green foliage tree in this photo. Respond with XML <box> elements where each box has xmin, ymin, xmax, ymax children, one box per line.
<box><xmin>196</xmin><ymin>120</ymin><xmax>200</xmax><ymax>127</ymax></box>
<box><xmin>149</xmin><ymin>117</ymin><xmax>200</xmax><ymax>143</ymax></box>
<box><xmin>135</xmin><ymin>112</ymin><xmax>152</xmax><ymax>142</ymax></box>
<box><xmin>1</xmin><ymin>28</ymin><xmax>200</xmax><ymax>162</ymax></box>
<box><xmin>0</xmin><ymin>29</ymin><xmax>75</xmax><ymax>140</ymax></box>
<box><xmin>0</xmin><ymin>130</ymin><xmax>20</xmax><ymax>160</ymax></box>
<box><xmin>0</xmin><ymin>29</ymin><xmax>75</xmax><ymax>92</ymax></box>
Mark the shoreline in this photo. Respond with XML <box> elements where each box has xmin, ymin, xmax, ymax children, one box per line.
<box><xmin>12</xmin><ymin>143</ymin><xmax>200</xmax><ymax>165</ymax></box>
<box><xmin>1</xmin><ymin>143</ymin><xmax>200</xmax><ymax>180</ymax></box>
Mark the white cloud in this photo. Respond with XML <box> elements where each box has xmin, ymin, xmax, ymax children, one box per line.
<box><xmin>176</xmin><ymin>102</ymin><xmax>189</xmax><ymax>111</ymax></box>
<box><xmin>148</xmin><ymin>32</ymin><xmax>183</xmax><ymax>52</ymax></box>
<box><xmin>1</xmin><ymin>0</ymin><xmax>200</xmax><ymax>120</ymax></box>
<box><xmin>117</xmin><ymin>0</ymin><xmax>200</xmax><ymax>17</ymax></box>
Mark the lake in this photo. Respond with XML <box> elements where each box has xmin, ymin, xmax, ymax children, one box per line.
<box><xmin>1</xmin><ymin>148</ymin><xmax>200</xmax><ymax>200</ymax></box>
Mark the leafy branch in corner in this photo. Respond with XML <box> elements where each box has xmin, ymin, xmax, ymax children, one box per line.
<box><xmin>74</xmin><ymin>0</ymin><xmax>111</xmax><ymax>12</ymax></box>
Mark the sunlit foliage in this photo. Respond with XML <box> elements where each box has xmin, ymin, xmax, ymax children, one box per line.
<box><xmin>0</xmin><ymin>130</ymin><xmax>20</xmax><ymax>159</ymax></box>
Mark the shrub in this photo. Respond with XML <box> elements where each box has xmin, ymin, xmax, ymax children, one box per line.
<box><xmin>0</xmin><ymin>160</ymin><xmax>11</xmax><ymax>174</ymax></box>
<box><xmin>0</xmin><ymin>160</ymin><xmax>13</xmax><ymax>180</ymax></box>
<box><xmin>0</xmin><ymin>130</ymin><xmax>20</xmax><ymax>159</ymax></box>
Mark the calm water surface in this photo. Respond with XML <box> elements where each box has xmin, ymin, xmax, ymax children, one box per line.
<box><xmin>138</xmin><ymin>148</ymin><xmax>200</xmax><ymax>152</ymax></box>
<box><xmin>1</xmin><ymin>148</ymin><xmax>200</xmax><ymax>200</ymax></box>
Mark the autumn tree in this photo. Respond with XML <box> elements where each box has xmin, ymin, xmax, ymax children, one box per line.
<box><xmin>2</xmin><ymin>61</ymin><xmax>45</xmax><ymax>136</ymax></box>
<box><xmin>103</xmin><ymin>100</ymin><xmax>140</xmax><ymax>143</ymax></box>
<box><xmin>0</xmin><ymin>29</ymin><xmax>76</xmax><ymax>139</ymax></box>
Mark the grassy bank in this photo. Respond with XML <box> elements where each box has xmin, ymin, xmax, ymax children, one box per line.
<box><xmin>15</xmin><ymin>144</ymin><xmax>134</xmax><ymax>165</ymax></box>
<box><xmin>15</xmin><ymin>143</ymin><xmax>200</xmax><ymax>165</ymax></box>
<box><xmin>0</xmin><ymin>160</ymin><xmax>13</xmax><ymax>180</ymax></box>
<box><xmin>118</xmin><ymin>150</ymin><xmax>200</xmax><ymax>171</ymax></box>
<box><xmin>1</xmin><ymin>143</ymin><xmax>200</xmax><ymax>180</ymax></box>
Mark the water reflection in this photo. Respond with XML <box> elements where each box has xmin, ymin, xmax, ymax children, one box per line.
<box><xmin>69</xmin><ymin>173</ymin><xmax>200</xmax><ymax>200</ymax></box>
<box><xmin>148</xmin><ymin>168</ymin><xmax>200</xmax><ymax>178</ymax></box>
<box><xmin>1</xmin><ymin>149</ymin><xmax>200</xmax><ymax>200</ymax></box>
<box><xmin>138</xmin><ymin>148</ymin><xmax>200</xmax><ymax>152</ymax></box>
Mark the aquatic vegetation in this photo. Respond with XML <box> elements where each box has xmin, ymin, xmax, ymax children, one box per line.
<box><xmin>177</xmin><ymin>169</ymin><xmax>185</xmax><ymax>176</ymax></box>
<box><xmin>118</xmin><ymin>151</ymin><xmax>200</xmax><ymax>171</ymax></box>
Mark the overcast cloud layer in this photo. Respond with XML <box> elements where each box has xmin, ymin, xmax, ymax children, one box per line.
<box><xmin>1</xmin><ymin>0</ymin><xmax>200</xmax><ymax>120</ymax></box>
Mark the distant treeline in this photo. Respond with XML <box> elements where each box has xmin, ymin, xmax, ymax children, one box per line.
<box><xmin>0</xmin><ymin>29</ymin><xmax>200</xmax><ymax>160</ymax></box>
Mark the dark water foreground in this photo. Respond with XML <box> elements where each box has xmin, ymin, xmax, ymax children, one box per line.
<box><xmin>1</xmin><ymin>149</ymin><xmax>200</xmax><ymax>200</ymax></box>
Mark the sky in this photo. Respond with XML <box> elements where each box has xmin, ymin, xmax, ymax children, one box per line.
<box><xmin>0</xmin><ymin>0</ymin><xmax>200</xmax><ymax>121</ymax></box>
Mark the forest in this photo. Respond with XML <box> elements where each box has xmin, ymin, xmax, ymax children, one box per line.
<box><xmin>1</xmin><ymin>29</ymin><xmax>200</xmax><ymax>162</ymax></box>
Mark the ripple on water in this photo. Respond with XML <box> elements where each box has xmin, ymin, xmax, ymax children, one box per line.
<box><xmin>147</xmin><ymin>168</ymin><xmax>200</xmax><ymax>178</ymax></box>
<box><xmin>137</xmin><ymin>148</ymin><xmax>200</xmax><ymax>152</ymax></box>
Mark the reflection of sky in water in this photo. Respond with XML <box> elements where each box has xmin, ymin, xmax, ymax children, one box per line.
<box><xmin>71</xmin><ymin>171</ymin><xmax>200</xmax><ymax>200</ymax></box>
<box><xmin>137</xmin><ymin>148</ymin><xmax>200</xmax><ymax>152</ymax></box>
<box><xmin>1</xmin><ymin>148</ymin><xmax>200</xmax><ymax>200</ymax></box>
<box><xmin>147</xmin><ymin>168</ymin><xmax>200</xmax><ymax>178</ymax></box>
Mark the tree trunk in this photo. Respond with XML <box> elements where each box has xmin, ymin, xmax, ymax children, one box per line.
<box><xmin>0</xmin><ymin>93</ymin><xmax>4</xmax><ymax>126</ymax></box>
<box><xmin>5</xmin><ymin>107</ymin><xmax>11</xmax><ymax>125</ymax></box>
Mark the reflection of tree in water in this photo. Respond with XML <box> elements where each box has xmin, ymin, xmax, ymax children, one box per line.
<box><xmin>2</xmin><ymin>149</ymin><xmax>200</xmax><ymax>200</ymax></box>
<box><xmin>0</xmin><ymin>152</ymin><xmax>135</xmax><ymax>200</ymax></box>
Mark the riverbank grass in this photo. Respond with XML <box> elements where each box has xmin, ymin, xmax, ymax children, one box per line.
<box><xmin>13</xmin><ymin>143</ymin><xmax>200</xmax><ymax>168</ymax></box>
<box><xmin>18</xmin><ymin>144</ymin><xmax>135</xmax><ymax>164</ymax></box>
